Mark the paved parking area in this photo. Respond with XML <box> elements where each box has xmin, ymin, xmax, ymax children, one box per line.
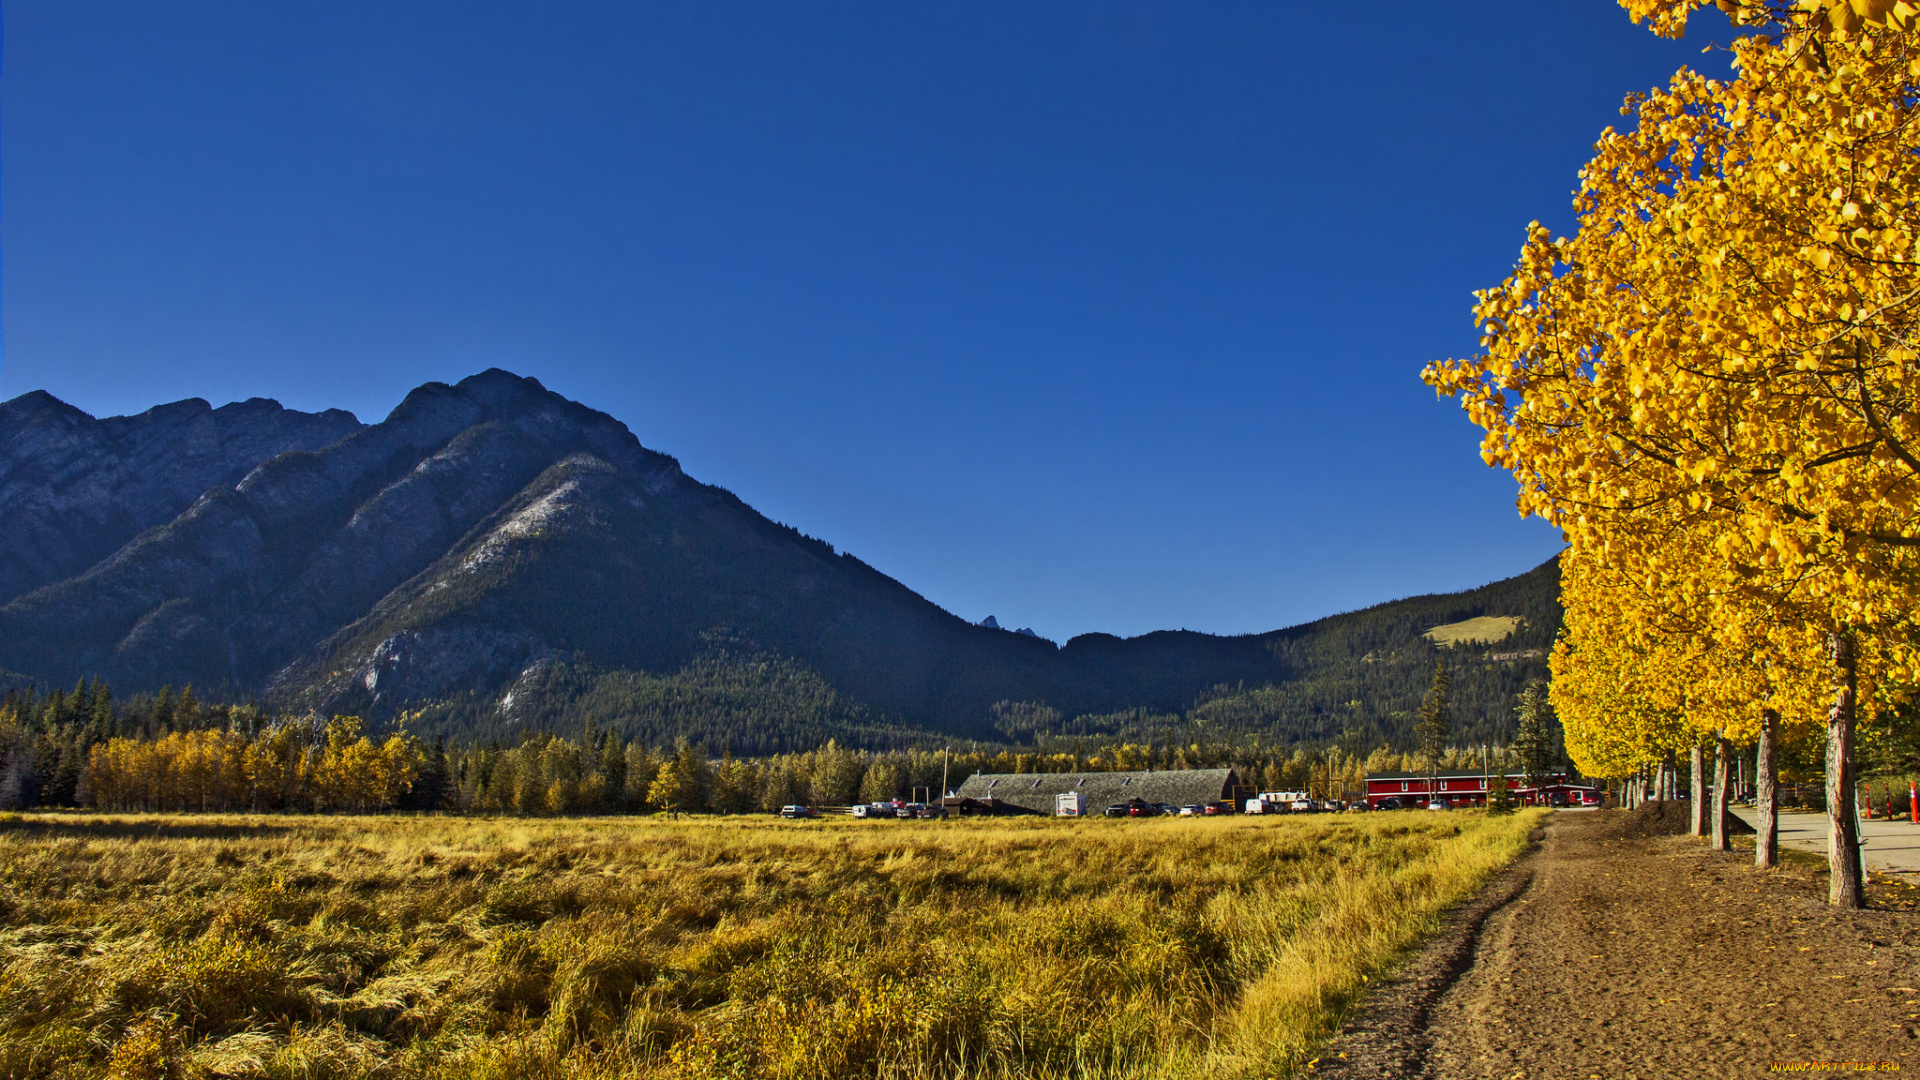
<box><xmin>1731</xmin><ymin>806</ymin><xmax>1920</xmax><ymax>877</ymax></box>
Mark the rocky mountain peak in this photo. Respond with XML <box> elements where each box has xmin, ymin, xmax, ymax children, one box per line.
<box><xmin>0</xmin><ymin>389</ymin><xmax>365</xmax><ymax>603</ymax></box>
<box><xmin>0</xmin><ymin>389</ymin><xmax>89</xmax><ymax>428</ymax></box>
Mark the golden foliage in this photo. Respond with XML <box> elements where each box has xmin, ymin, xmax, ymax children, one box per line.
<box><xmin>84</xmin><ymin>716</ymin><xmax>423</xmax><ymax>813</ymax></box>
<box><xmin>1620</xmin><ymin>0</ymin><xmax>1920</xmax><ymax>39</ymax></box>
<box><xmin>1426</xmin><ymin>0</ymin><xmax>1920</xmax><ymax>776</ymax></box>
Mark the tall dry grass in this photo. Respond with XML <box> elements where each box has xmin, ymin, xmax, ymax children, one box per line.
<box><xmin>0</xmin><ymin>808</ymin><xmax>1541</xmax><ymax>1080</ymax></box>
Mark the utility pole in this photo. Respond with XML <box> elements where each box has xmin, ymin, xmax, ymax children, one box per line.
<box><xmin>941</xmin><ymin>746</ymin><xmax>950</xmax><ymax>800</ymax></box>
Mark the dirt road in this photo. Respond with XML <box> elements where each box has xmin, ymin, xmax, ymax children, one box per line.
<box><xmin>1315</xmin><ymin>810</ymin><xmax>1920</xmax><ymax>1079</ymax></box>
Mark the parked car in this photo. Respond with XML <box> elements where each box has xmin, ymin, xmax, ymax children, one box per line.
<box><xmin>1157</xmin><ymin>804</ymin><xmax>1181</xmax><ymax>817</ymax></box>
<box><xmin>915</xmin><ymin>804</ymin><xmax>946</xmax><ymax>819</ymax></box>
<box><xmin>1547</xmin><ymin>791</ymin><xmax>1570</xmax><ymax>808</ymax></box>
<box><xmin>1179</xmin><ymin>805</ymin><xmax>1203</xmax><ymax>817</ymax></box>
<box><xmin>1203</xmin><ymin>801</ymin><xmax>1233</xmax><ymax>816</ymax></box>
<box><xmin>1345</xmin><ymin>801</ymin><xmax>1370</xmax><ymax>813</ymax></box>
<box><xmin>1581</xmin><ymin>791</ymin><xmax>1602</xmax><ymax>806</ymax></box>
<box><xmin>1426</xmin><ymin>800</ymin><xmax>1449</xmax><ymax>811</ymax></box>
<box><xmin>1375</xmin><ymin>797</ymin><xmax>1403</xmax><ymax>810</ymax></box>
<box><xmin>779</xmin><ymin>805</ymin><xmax>817</xmax><ymax>819</ymax></box>
<box><xmin>898</xmin><ymin>803</ymin><xmax>927</xmax><ymax>819</ymax></box>
<box><xmin>1104</xmin><ymin>804</ymin><xmax>1131</xmax><ymax>818</ymax></box>
<box><xmin>1127</xmin><ymin>801</ymin><xmax>1158</xmax><ymax>817</ymax></box>
<box><xmin>1290</xmin><ymin>799</ymin><xmax>1314</xmax><ymax>813</ymax></box>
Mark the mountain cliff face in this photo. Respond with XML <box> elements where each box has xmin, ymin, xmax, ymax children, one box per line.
<box><xmin>0</xmin><ymin>371</ymin><xmax>1560</xmax><ymax>745</ymax></box>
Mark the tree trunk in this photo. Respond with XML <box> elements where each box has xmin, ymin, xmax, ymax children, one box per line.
<box><xmin>1712</xmin><ymin>733</ymin><xmax>1732</xmax><ymax>852</ymax></box>
<box><xmin>1827</xmin><ymin>629</ymin><xmax>1866</xmax><ymax>908</ymax></box>
<box><xmin>1690</xmin><ymin>745</ymin><xmax>1707</xmax><ymax>836</ymax></box>
<box><xmin>1756</xmin><ymin>708</ymin><xmax>1779</xmax><ymax>869</ymax></box>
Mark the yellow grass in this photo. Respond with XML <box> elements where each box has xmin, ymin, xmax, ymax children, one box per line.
<box><xmin>0</xmin><ymin>808</ymin><xmax>1543</xmax><ymax>1080</ymax></box>
<box><xmin>1421</xmin><ymin>615</ymin><xmax>1524</xmax><ymax>648</ymax></box>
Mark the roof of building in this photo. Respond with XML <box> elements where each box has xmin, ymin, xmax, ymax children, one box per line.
<box><xmin>1367</xmin><ymin>770</ymin><xmax>1566</xmax><ymax>781</ymax></box>
<box><xmin>951</xmin><ymin>768</ymin><xmax>1242</xmax><ymax>814</ymax></box>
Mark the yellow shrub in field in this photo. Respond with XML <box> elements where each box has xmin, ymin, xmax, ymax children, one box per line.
<box><xmin>0</xmin><ymin>810</ymin><xmax>1540</xmax><ymax>1080</ymax></box>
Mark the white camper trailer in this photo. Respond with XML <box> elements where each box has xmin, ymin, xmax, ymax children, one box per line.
<box><xmin>1247</xmin><ymin>791</ymin><xmax>1309</xmax><ymax>815</ymax></box>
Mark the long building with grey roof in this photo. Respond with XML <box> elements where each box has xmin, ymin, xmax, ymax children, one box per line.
<box><xmin>949</xmin><ymin>768</ymin><xmax>1247</xmax><ymax>815</ymax></box>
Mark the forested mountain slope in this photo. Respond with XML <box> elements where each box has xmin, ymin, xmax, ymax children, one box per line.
<box><xmin>0</xmin><ymin>371</ymin><xmax>1560</xmax><ymax>750</ymax></box>
<box><xmin>1182</xmin><ymin>558</ymin><xmax>1561</xmax><ymax>750</ymax></box>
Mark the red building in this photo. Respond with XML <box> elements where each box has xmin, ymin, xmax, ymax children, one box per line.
<box><xmin>1364</xmin><ymin>770</ymin><xmax>1599</xmax><ymax>808</ymax></box>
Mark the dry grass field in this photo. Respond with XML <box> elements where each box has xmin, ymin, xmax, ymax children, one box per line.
<box><xmin>0</xmin><ymin>808</ymin><xmax>1543</xmax><ymax>1080</ymax></box>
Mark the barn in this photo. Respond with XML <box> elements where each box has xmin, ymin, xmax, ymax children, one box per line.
<box><xmin>948</xmin><ymin>768</ymin><xmax>1248</xmax><ymax>816</ymax></box>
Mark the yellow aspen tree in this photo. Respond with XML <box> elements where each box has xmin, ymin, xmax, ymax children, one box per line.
<box><xmin>243</xmin><ymin>734</ymin><xmax>280</xmax><ymax>813</ymax></box>
<box><xmin>1427</xmin><ymin>2</ymin><xmax>1920</xmax><ymax>903</ymax></box>
<box><xmin>376</xmin><ymin>733</ymin><xmax>423</xmax><ymax>811</ymax></box>
<box><xmin>319</xmin><ymin>716</ymin><xmax>365</xmax><ymax>811</ymax></box>
<box><xmin>86</xmin><ymin>741</ymin><xmax>121</xmax><ymax>811</ymax></box>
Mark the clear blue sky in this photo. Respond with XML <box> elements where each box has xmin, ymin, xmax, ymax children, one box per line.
<box><xmin>1</xmin><ymin>1</ymin><xmax>1734</xmax><ymax>643</ymax></box>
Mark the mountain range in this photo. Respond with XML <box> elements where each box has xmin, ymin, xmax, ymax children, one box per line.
<box><xmin>0</xmin><ymin>371</ymin><xmax>1559</xmax><ymax>749</ymax></box>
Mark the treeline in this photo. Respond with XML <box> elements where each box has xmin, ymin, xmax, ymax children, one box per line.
<box><xmin>86</xmin><ymin>718</ymin><xmax>431</xmax><ymax>813</ymax></box>
<box><xmin>0</xmin><ymin>681</ymin><xmax>1557</xmax><ymax>814</ymax></box>
<box><xmin>0</xmin><ymin>680</ymin><xmax>242</xmax><ymax>809</ymax></box>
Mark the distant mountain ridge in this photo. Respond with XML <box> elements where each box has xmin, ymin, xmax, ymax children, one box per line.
<box><xmin>0</xmin><ymin>371</ymin><xmax>1560</xmax><ymax>748</ymax></box>
<box><xmin>0</xmin><ymin>391</ymin><xmax>362</xmax><ymax>603</ymax></box>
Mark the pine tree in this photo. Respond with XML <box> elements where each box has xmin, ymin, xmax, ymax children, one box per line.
<box><xmin>671</xmin><ymin>740</ymin><xmax>712</xmax><ymax>812</ymax></box>
<box><xmin>411</xmin><ymin>735</ymin><xmax>450</xmax><ymax>811</ymax></box>
<box><xmin>1513</xmin><ymin>680</ymin><xmax>1553</xmax><ymax>804</ymax></box>
<box><xmin>598</xmin><ymin>732</ymin><xmax>626</xmax><ymax>811</ymax></box>
<box><xmin>151</xmin><ymin>687</ymin><xmax>176</xmax><ymax>735</ymax></box>
<box><xmin>1417</xmin><ymin>659</ymin><xmax>1452</xmax><ymax>804</ymax></box>
<box><xmin>1487</xmin><ymin>748</ymin><xmax>1518</xmax><ymax>815</ymax></box>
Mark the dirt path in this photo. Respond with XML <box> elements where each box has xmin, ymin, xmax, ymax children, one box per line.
<box><xmin>1315</xmin><ymin>810</ymin><xmax>1920</xmax><ymax>1079</ymax></box>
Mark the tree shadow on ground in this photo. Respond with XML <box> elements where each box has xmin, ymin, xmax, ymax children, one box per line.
<box><xmin>0</xmin><ymin>817</ymin><xmax>302</xmax><ymax>841</ymax></box>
